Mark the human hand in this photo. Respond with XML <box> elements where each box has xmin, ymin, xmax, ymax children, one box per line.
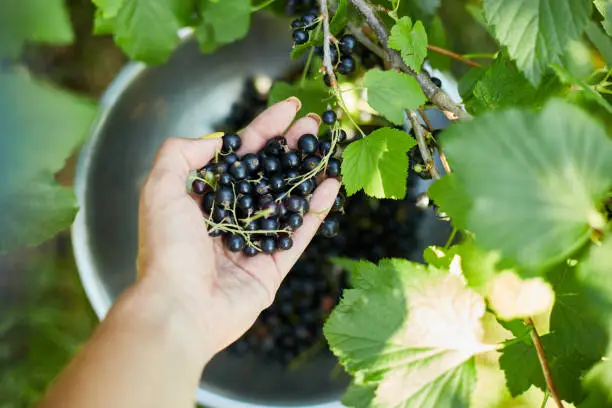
<box><xmin>136</xmin><ymin>98</ymin><xmax>341</xmax><ymax>361</ymax></box>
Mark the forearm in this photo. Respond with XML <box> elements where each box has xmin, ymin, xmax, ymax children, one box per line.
<box><xmin>39</xmin><ymin>277</ymin><xmax>214</xmax><ymax>408</ymax></box>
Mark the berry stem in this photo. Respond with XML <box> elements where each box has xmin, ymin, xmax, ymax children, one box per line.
<box><xmin>319</xmin><ymin>0</ymin><xmax>338</xmax><ymax>88</ymax></box>
<box><xmin>406</xmin><ymin>109</ymin><xmax>441</xmax><ymax>180</ymax></box>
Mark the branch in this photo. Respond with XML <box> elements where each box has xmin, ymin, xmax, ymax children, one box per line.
<box><xmin>347</xmin><ymin>23</ymin><xmax>386</xmax><ymax>60</ymax></box>
<box><xmin>407</xmin><ymin>110</ymin><xmax>441</xmax><ymax>180</ymax></box>
<box><xmin>319</xmin><ymin>0</ymin><xmax>338</xmax><ymax>88</ymax></box>
<box><xmin>526</xmin><ymin>318</ymin><xmax>564</xmax><ymax>408</ymax></box>
<box><xmin>427</xmin><ymin>44</ymin><xmax>483</xmax><ymax>68</ymax></box>
<box><xmin>348</xmin><ymin>0</ymin><xmax>472</xmax><ymax>121</ymax></box>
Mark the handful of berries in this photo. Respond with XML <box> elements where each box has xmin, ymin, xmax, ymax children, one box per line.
<box><xmin>191</xmin><ymin>110</ymin><xmax>345</xmax><ymax>256</ymax></box>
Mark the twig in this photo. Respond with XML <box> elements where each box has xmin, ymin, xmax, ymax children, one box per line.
<box><xmin>439</xmin><ymin>152</ymin><xmax>452</xmax><ymax>174</ymax></box>
<box><xmin>348</xmin><ymin>0</ymin><xmax>472</xmax><ymax>121</ymax></box>
<box><xmin>347</xmin><ymin>23</ymin><xmax>386</xmax><ymax>60</ymax></box>
<box><xmin>407</xmin><ymin>110</ymin><xmax>440</xmax><ymax>180</ymax></box>
<box><xmin>319</xmin><ymin>0</ymin><xmax>338</xmax><ymax>88</ymax></box>
<box><xmin>427</xmin><ymin>44</ymin><xmax>483</xmax><ymax>68</ymax></box>
<box><xmin>526</xmin><ymin>318</ymin><xmax>564</xmax><ymax>408</ymax></box>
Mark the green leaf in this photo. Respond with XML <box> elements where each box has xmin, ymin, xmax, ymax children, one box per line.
<box><xmin>93</xmin><ymin>0</ymin><xmax>125</xmax><ymax>17</ymax></box>
<box><xmin>462</xmin><ymin>55</ymin><xmax>564</xmax><ymax>115</ymax></box>
<box><xmin>114</xmin><ymin>0</ymin><xmax>187</xmax><ymax>64</ymax></box>
<box><xmin>483</xmin><ymin>0</ymin><xmax>592</xmax><ymax>85</ymax></box>
<box><xmin>550</xmin><ymin>64</ymin><xmax>612</xmax><ymax>114</ymax></box>
<box><xmin>196</xmin><ymin>0</ymin><xmax>251</xmax><ymax>54</ymax></box>
<box><xmin>330</xmin><ymin>0</ymin><xmax>348</xmax><ymax>34</ymax></box>
<box><xmin>342</xmin><ymin>383</ymin><xmax>376</xmax><ymax>408</ymax></box>
<box><xmin>427</xmin><ymin>16</ymin><xmax>451</xmax><ymax>71</ymax></box>
<box><xmin>585</xmin><ymin>21</ymin><xmax>612</xmax><ymax>65</ymax></box>
<box><xmin>388</xmin><ymin>17</ymin><xmax>428</xmax><ymax>71</ymax></box>
<box><xmin>500</xmin><ymin>333</ymin><xmax>599</xmax><ymax>403</ymax></box>
<box><xmin>0</xmin><ymin>72</ymin><xmax>96</xmax><ymax>251</ymax></box>
<box><xmin>324</xmin><ymin>259</ymin><xmax>492</xmax><ymax>408</ymax></box>
<box><xmin>0</xmin><ymin>0</ymin><xmax>74</xmax><ymax>58</ymax></box>
<box><xmin>427</xmin><ymin>173</ymin><xmax>471</xmax><ymax>230</ymax></box>
<box><xmin>442</xmin><ymin>99</ymin><xmax>612</xmax><ymax>270</ymax></box>
<box><xmin>341</xmin><ymin>127</ymin><xmax>416</xmax><ymax>199</ymax></box>
<box><xmin>268</xmin><ymin>80</ymin><xmax>329</xmax><ymax>120</ymax></box>
<box><xmin>594</xmin><ymin>0</ymin><xmax>612</xmax><ymax>36</ymax></box>
<box><xmin>364</xmin><ymin>69</ymin><xmax>427</xmax><ymax>124</ymax></box>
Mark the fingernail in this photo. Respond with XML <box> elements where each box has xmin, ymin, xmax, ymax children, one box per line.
<box><xmin>285</xmin><ymin>96</ymin><xmax>302</xmax><ymax>111</ymax></box>
<box><xmin>306</xmin><ymin>113</ymin><xmax>321</xmax><ymax>125</ymax></box>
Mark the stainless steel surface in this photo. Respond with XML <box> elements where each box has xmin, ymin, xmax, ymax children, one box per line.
<box><xmin>72</xmin><ymin>13</ymin><xmax>453</xmax><ymax>408</ymax></box>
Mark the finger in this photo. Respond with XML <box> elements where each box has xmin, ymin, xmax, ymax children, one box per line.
<box><xmin>236</xmin><ymin>97</ymin><xmax>301</xmax><ymax>154</ymax></box>
<box><xmin>273</xmin><ymin>178</ymin><xmax>341</xmax><ymax>273</ymax></box>
<box><xmin>143</xmin><ymin>136</ymin><xmax>221</xmax><ymax>203</ymax></box>
<box><xmin>283</xmin><ymin>113</ymin><xmax>321</xmax><ymax>149</ymax></box>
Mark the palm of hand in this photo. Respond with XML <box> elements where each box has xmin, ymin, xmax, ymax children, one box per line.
<box><xmin>137</xmin><ymin>100</ymin><xmax>340</xmax><ymax>352</ymax></box>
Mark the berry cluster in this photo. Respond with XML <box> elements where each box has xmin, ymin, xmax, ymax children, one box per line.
<box><xmin>192</xmin><ymin>121</ymin><xmax>344</xmax><ymax>256</ymax></box>
<box><xmin>290</xmin><ymin>10</ymin><xmax>319</xmax><ymax>45</ymax></box>
<box><xmin>316</xmin><ymin>34</ymin><xmax>357</xmax><ymax>85</ymax></box>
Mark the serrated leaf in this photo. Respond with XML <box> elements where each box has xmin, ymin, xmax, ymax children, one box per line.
<box><xmin>483</xmin><ymin>0</ymin><xmax>592</xmax><ymax>85</ymax></box>
<box><xmin>594</xmin><ymin>0</ymin><xmax>612</xmax><ymax>36</ymax></box>
<box><xmin>500</xmin><ymin>333</ymin><xmax>599</xmax><ymax>403</ymax></box>
<box><xmin>488</xmin><ymin>271</ymin><xmax>554</xmax><ymax>320</ymax></box>
<box><xmin>364</xmin><ymin>69</ymin><xmax>426</xmax><ymax>124</ymax></box>
<box><xmin>196</xmin><ymin>0</ymin><xmax>251</xmax><ymax>53</ymax></box>
<box><xmin>462</xmin><ymin>55</ymin><xmax>564</xmax><ymax>115</ymax></box>
<box><xmin>268</xmin><ymin>80</ymin><xmax>329</xmax><ymax>120</ymax></box>
<box><xmin>325</xmin><ymin>259</ymin><xmax>493</xmax><ymax>408</ymax></box>
<box><xmin>551</xmin><ymin>64</ymin><xmax>612</xmax><ymax>114</ymax></box>
<box><xmin>0</xmin><ymin>72</ymin><xmax>96</xmax><ymax>251</ymax></box>
<box><xmin>114</xmin><ymin>0</ymin><xmax>186</xmax><ymax>63</ymax></box>
<box><xmin>427</xmin><ymin>173</ymin><xmax>471</xmax><ymax>230</ymax></box>
<box><xmin>341</xmin><ymin>127</ymin><xmax>415</xmax><ymax>199</ymax></box>
<box><xmin>442</xmin><ymin>99</ymin><xmax>612</xmax><ymax>270</ymax></box>
<box><xmin>388</xmin><ymin>17</ymin><xmax>428</xmax><ymax>71</ymax></box>
<box><xmin>342</xmin><ymin>383</ymin><xmax>376</xmax><ymax>408</ymax></box>
<box><xmin>0</xmin><ymin>0</ymin><xmax>74</xmax><ymax>58</ymax></box>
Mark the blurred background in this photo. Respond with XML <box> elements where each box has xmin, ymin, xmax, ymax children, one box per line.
<box><xmin>0</xmin><ymin>0</ymin><xmax>595</xmax><ymax>406</ymax></box>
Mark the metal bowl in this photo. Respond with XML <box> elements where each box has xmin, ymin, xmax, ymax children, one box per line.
<box><xmin>72</xmin><ymin>12</ymin><xmax>454</xmax><ymax>408</ymax></box>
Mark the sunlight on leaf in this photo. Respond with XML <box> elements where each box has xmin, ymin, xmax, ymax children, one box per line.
<box><xmin>488</xmin><ymin>271</ymin><xmax>554</xmax><ymax>321</ymax></box>
<box><xmin>364</xmin><ymin>70</ymin><xmax>426</xmax><ymax>125</ymax></box>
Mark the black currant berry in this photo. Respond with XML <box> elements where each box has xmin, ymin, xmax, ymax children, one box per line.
<box><xmin>270</xmin><ymin>175</ymin><xmax>286</xmax><ymax>192</ymax></box>
<box><xmin>264</xmin><ymin>136</ymin><xmax>288</xmax><ymax>156</ymax></box>
<box><xmin>260</xmin><ymin>236</ymin><xmax>277</xmax><ymax>254</ymax></box>
<box><xmin>332</xmin><ymin>193</ymin><xmax>345</xmax><ymax>212</ymax></box>
<box><xmin>291</xmin><ymin>18</ymin><xmax>303</xmax><ymax>29</ymax></box>
<box><xmin>225</xmin><ymin>234</ymin><xmax>246</xmax><ymax>252</ymax></box>
<box><xmin>222</xmin><ymin>133</ymin><xmax>242</xmax><ymax>153</ymax></box>
<box><xmin>278</xmin><ymin>235</ymin><xmax>293</xmax><ymax>250</ymax></box>
<box><xmin>298</xmin><ymin>134</ymin><xmax>318</xmax><ymax>155</ymax></box>
<box><xmin>244</xmin><ymin>220</ymin><xmax>258</xmax><ymax>231</ymax></box>
<box><xmin>318</xmin><ymin>140</ymin><xmax>332</xmax><ymax>156</ymax></box>
<box><xmin>212</xmin><ymin>161</ymin><xmax>229</xmax><ymax>174</ymax></box>
<box><xmin>321</xmin><ymin>109</ymin><xmax>337</xmax><ymax>125</ymax></box>
<box><xmin>339</xmin><ymin>34</ymin><xmax>356</xmax><ymax>55</ymax></box>
<box><xmin>202</xmin><ymin>191</ymin><xmax>215</xmax><ymax>213</ymax></box>
<box><xmin>295</xmin><ymin>178</ymin><xmax>315</xmax><ymax>196</ymax></box>
<box><xmin>212</xmin><ymin>206</ymin><xmax>228</xmax><ymax>222</ymax></box>
<box><xmin>293</xmin><ymin>29</ymin><xmax>309</xmax><ymax>45</ymax></box>
<box><xmin>431</xmin><ymin>76</ymin><xmax>442</xmax><ymax>87</ymax></box>
<box><xmin>208</xmin><ymin>227</ymin><xmax>223</xmax><ymax>237</ymax></box>
<box><xmin>329</xmin><ymin>47</ymin><xmax>339</xmax><ymax>64</ymax></box>
<box><xmin>255</xmin><ymin>179</ymin><xmax>271</xmax><ymax>195</ymax></box>
<box><xmin>236</xmin><ymin>180</ymin><xmax>252</xmax><ymax>195</ymax></box>
<box><xmin>260</xmin><ymin>217</ymin><xmax>280</xmax><ymax>234</ymax></box>
<box><xmin>323</xmin><ymin>73</ymin><xmax>332</xmax><ymax>87</ymax></box>
<box><xmin>243</xmin><ymin>245</ymin><xmax>259</xmax><ymax>257</ymax></box>
<box><xmin>301</xmin><ymin>13</ymin><xmax>317</xmax><ymax>28</ymax></box>
<box><xmin>237</xmin><ymin>195</ymin><xmax>255</xmax><ymax>212</ymax></box>
<box><xmin>338</xmin><ymin>56</ymin><xmax>355</xmax><ymax>75</ymax></box>
<box><xmin>287</xmin><ymin>213</ymin><xmax>303</xmax><ymax>229</ymax></box>
<box><xmin>214</xmin><ymin>185</ymin><xmax>234</xmax><ymax>207</ymax></box>
<box><xmin>320</xmin><ymin>214</ymin><xmax>340</xmax><ymax>237</ymax></box>
<box><xmin>337</xmin><ymin>129</ymin><xmax>347</xmax><ymax>143</ymax></box>
<box><xmin>277</xmin><ymin>201</ymin><xmax>288</xmax><ymax>218</ymax></box>
<box><xmin>224</xmin><ymin>153</ymin><xmax>238</xmax><ymax>166</ymax></box>
<box><xmin>280</xmin><ymin>150</ymin><xmax>301</xmax><ymax>170</ymax></box>
<box><xmin>284</xmin><ymin>196</ymin><xmax>309</xmax><ymax>214</ymax></box>
<box><xmin>229</xmin><ymin>161</ymin><xmax>248</xmax><ymax>180</ymax></box>
<box><xmin>242</xmin><ymin>153</ymin><xmax>261</xmax><ymax>174</ymax></box>
<box><xmin>192</xmin><ymin>179</ymin><xmax>206</xmax><ymax>195</ymax></box>
<box><xmin>263</xmin><ymin>156</ymin><xmax>281</xmax><ymax>175</ymax></box>
<box><xmin>217</xmin><ymin>173</ymin><xmax>234</xmax><ymax>185</ymax></box>
<box><xmin>285</xmin><ymin>169</ymin><xmax>299</xmax><ymax>181</ymax></box>
<box><xmin>301</xmin><ymin>155</ymin><xmax>321</xmax><ymax>172</ymax></box>
<box><xmin>260</xmin><ymin>197</ymin><xmax>280</xmax><ymax>217</ymax></box>
<box><xmin>326</xmin><ymin>157</ymin><xmax>341</xmax><ymax>177</ymax></box>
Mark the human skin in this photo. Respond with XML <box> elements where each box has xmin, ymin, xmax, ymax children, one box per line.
<box><xmin>39</xmin><ymin>98</ymin><xmax>341</xmax><ymax>408</ymax></box>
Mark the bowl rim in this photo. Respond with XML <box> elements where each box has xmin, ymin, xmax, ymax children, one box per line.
<box><xmin>70</xmin><ymin>28</ymin><xmax>345</xmax><ymax>408</ymax></box>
